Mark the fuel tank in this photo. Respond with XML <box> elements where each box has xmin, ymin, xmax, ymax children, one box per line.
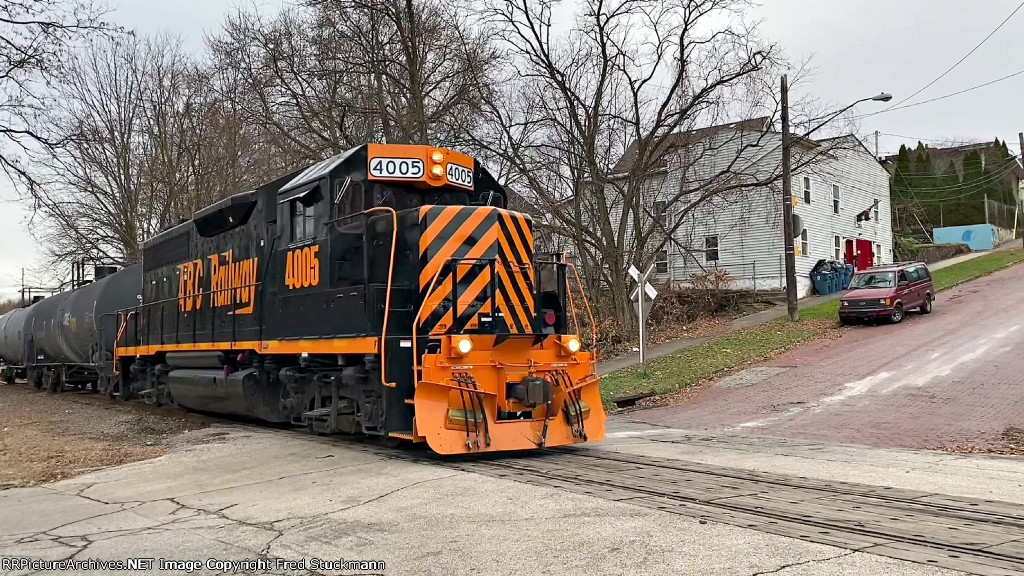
<box><xmin>165</xmin><ymin>367</ymin><xmax>291</xmax><ymax>423</ymax></box>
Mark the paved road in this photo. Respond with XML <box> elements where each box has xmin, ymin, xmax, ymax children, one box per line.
<box><xmin>0</xmin><ymin>425</ymin><xmax>966</xmax><ymax>576</ymax></box>
<box><xmin>627</xmin><ymin>261</ymin><xmax>1024</xmax><ymax>450</ymax></box>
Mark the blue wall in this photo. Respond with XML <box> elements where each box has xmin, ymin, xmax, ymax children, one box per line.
<box><xmin>933</xmin><ymin>224</ymin><xmax>997</xmax><ymax>252</ymax></box>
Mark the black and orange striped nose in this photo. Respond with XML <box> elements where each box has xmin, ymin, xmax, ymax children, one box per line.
<box><xmin>417</xmin><ymin>205</ymin><xmax>536</xmax><ymax>335</ymax></box>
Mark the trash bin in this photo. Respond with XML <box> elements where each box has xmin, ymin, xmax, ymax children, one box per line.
<box><xmin>841</xmin><ymin>264</ymin><xmax>854</xmax><ymax>289</ymax></box>
<box><xmin>829</xmin><ymin>271</ymin><xmax>841</xmax><ymax>294</ymax></box>
<box><xmin>812</xmin><ymin>273</ymin><xmax>831</xmax><ymax>295</ymax></box>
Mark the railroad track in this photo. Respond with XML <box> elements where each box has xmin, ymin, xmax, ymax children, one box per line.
<box><xmin>407</xmin><ymin>447</ymin><xmax>1024</xmax><ymax>576</ymax></box>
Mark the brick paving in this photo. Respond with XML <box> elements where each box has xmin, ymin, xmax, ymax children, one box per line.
<box><xmin>627</xmin><ymin>261</ymin><xmax>1024</xmax><ymax>450</ymax></box>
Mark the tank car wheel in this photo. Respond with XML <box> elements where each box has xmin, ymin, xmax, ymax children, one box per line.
<box><xmin>43</xmin><ymin>371</ymin><xmax>56</xmax><ymax>393</ymax></box>
<box><xmin>30</xmin><ymin>371</ymin><xmax>43</xmax><ymax>389</ymax></box>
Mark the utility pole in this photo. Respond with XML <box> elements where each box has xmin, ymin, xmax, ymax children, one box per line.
<box><xmin>1019</xmin><ymin>132</ymin><xmax>1024</xmax><ymax>248</ymax></box>
<box><xmin>875</xmin><ymin>130</ymin><xmax>880</xmax><ymax>159</ymax></box>
<box><xmin>780</xmin><ymin>74</ymin><xmax>799</xmax><ymax>322</ymax></box>
<box><xmin>20</xmin><ymin>267</ymin><xmax>24</xmax><ymax>306</ymax></box>
<box><xmin>985</xmin><ymin>192</ymin><xmax>989</xmax><ymax>224</ymax></box>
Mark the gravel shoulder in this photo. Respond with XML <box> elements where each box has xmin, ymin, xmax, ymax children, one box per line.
<box><xmin>0</xmin><ymin>383</ymin><xmax>207</xmax><ymax>488</ymax></box>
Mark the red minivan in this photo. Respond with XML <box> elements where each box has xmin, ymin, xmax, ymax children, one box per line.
<box><xmin>838</xmin><ymin>262</ymin><xmax>934</xmax><ymax>325</ymax></box>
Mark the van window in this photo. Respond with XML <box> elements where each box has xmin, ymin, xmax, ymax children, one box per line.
<box><xmin>905</xmin><ymin>268</ymin><xmax>921</xmax><ymax>283</ymax></box>
<box><xmin>917</xmin><ymin>266</ymin><xmax>930</xmax><ymax>280</ymax></box>
<box><xmin>898</xmin><ymin>270</ymin><xmax>909</xmax><ymax>284</ymax></box>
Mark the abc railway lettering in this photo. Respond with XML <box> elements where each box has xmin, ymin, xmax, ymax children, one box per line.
<box><xmin>177</xmin><ymin>250</ymin><xmax>259</xmax><ymax>315</ymax></box>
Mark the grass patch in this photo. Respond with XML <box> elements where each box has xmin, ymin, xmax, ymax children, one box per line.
<box><xmin>931</xmin><ymin>248</ymin><xmax>1024</xmax><ymax>291</ymax></box>
<box><xmin>601</xmin><ymin>248</ymin><xmax>1024</xmax><ymax>408</ymax></box>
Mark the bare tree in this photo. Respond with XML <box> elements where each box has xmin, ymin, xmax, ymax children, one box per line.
<box><xmin>207</xmin><ymin>0</ymin><xmax>498</xmax><ymax>163</ymax></box>
<box><xmin>0</xmin><ymin>0</ymin><xmax>112</xmax><ymax>186</ymax></box>
<box><xmin>27</xmin><ymin>35</ymin><xmax>251</xmax><ymax>266</ymax></box>
<box><xmin>467</xmin><ymin>0</ymin><xmax>843</xmax><ymax>333</ymax></box>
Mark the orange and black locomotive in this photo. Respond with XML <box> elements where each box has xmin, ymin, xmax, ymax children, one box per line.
<box><xmin>111</xmin><ymin>144</ymin><xmax>605</xmax><ymax>454</ymax></box>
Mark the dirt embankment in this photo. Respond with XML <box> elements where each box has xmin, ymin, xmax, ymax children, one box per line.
<box><xmin>0</xmin><ymin>383</ymin><xmax>207</xmax><ymax>488</ymax></box>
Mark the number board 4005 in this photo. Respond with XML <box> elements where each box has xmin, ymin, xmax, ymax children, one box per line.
<box><xmin>446</xmin><ymin>162</ymin><xmax>474</xmax><ymax>189</ymax></box>
<box><xmin>369</xmin><ymin>157</ymin><xmax>424</xmax><ymax>179</ymax></box>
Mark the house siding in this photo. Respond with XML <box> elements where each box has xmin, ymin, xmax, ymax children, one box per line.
<box><xmin>651</xmin><ymin>134</ymin><xmax>892</xmax><ymax>297</ymax></box>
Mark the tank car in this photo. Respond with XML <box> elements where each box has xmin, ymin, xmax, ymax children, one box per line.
<box><xmin>0</xmin><ymin>266</ymin><xmax>141</xmax><ymax>391</ymax></box>
<box><xmin>114</xmin><ymin>143</ymin><xmax>606</xmax><ymax>454</ymax></box>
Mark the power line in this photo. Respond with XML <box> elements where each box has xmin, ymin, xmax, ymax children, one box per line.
<box><xmin>881</xmin><ymin>0</ymin><xmax>1024</xmax><ymax>112</ymax></box>
<box><xmin>891</xmin><ymin>160</ymin><xmax>1019</xmax><ymax>193</ymax></box>
<box><xmin>856</xmin><ymin>68</ymin><xmax>1024</xmax><ymax>119</ymax></box>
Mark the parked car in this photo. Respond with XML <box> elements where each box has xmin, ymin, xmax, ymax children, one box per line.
<box><xmin>838</xmin><ymin>262</ymin><xmax>934</xmax><ymax>325</ymax></box>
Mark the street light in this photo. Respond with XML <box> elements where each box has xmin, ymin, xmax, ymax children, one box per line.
<box><xmin>779</xmin><ymin>75</ymin><xmax>891</xmax><ymax>322</ymax></box>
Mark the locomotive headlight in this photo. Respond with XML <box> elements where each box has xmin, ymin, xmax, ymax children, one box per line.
<box><xmin>561</xmin><ymin>334</ymin><xmax>585</xmax><ymax>352</ymax></box>
<box><xmin>565</xmin><ymin>336</ymin><xmax>582</xmax><ymax>354</ymax></box>
<box><xmin>455</xmin><ymin>337</ymin><xmax>473</xmax><ymax>355</ymax></box>
<box><xmin>431</xmin><ymin>150</ymin><xmax>445</xmax><ymax>163</ymax></box>
<box><xmin>430</xmin><ymin>164</ymin><xmax>445</xmax><ymax>179</ymax></box>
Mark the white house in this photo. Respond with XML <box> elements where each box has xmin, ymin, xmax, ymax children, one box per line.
<box><xmin>611</xmin><ymin>119</ymin><xmax>893</xmax><ymax>297</ymax></box>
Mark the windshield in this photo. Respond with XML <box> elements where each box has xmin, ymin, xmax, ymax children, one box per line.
<box><xmin>849</xmin><ymin>271</ymin><xmax>895</xmax><ymax>289</ymax></box>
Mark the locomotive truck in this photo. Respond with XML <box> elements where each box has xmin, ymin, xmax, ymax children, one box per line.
<box><xmin>0</xmin><ymin>143</ymin><xmax>605</xmax><ymax>454</ymax></box>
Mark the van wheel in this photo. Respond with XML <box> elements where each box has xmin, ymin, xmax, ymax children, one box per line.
<box><xmin>920</xmin><ymin>295</ymin><xmax>933</xmax><ymax>314</ymax></box>
<box><xmin>890</xmin><ymin>304</ymin><xmax>904</xmax><ymax>324</ymax></box>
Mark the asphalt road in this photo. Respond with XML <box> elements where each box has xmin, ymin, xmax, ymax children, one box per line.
<box><xmin>628</xmin><ymin>262</ymin><xmax>1024</xmax><ymax>450</ymax></box>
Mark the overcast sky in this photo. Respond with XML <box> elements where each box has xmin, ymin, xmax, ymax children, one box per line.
<box><xmin>2</xmin><ymin>0</ymin><xmax>1022</xmax><ymax>298</ymax></box>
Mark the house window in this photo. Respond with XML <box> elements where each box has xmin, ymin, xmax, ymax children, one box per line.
<box><xmin>832</xmin><ymin>184</ymin><xmax>841</xmax><ymax>214</ymax></box>
<box><xmin>290</xmin><ymin>200</ymin><xmax>316</xmax><ymax>242</ymax></box>
<box><xmin>655</xmin><ymin>250</ymin><xmax>668</xmax><ymax>274</ymax></box>
<box><xmin>874</xmin><ymin>243</ymin><xmax>882</xmax><ymax>266</ymax></box>
<box><xmin>653</xmin><ymin>200</ymin><xmax>668</xmax><ymax>228</ymax></box>
<box><xmin>802</xmin><ymin>176</ymin><xmax>812</xmax><ymax>204</ymax></box>
<box><xmin>704</xmin><ymin>235</ymin><xmax>719</xmax><ymax>262</ymax></box>
<box><xmin>873</xmin><ymin>199</ymin><xmax>879</xmax><ymax>222</ymax></box>
<box><xmin>800</xmin><ymin>229</ymin><xmax>809</xmax><ymax>257</ymax></box>
<box><xmin>834</xmin><ymin>235</ymin><xmax>842</xmax><ymax>260</ymax></box>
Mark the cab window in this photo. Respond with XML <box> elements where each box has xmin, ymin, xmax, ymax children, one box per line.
<box><xmin>290</xmin><ymin>200</ymin><xmax>316</xmax><ymax>242</ymax></box>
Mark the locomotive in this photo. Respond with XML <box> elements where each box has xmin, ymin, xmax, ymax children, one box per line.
<box><xmin>0</xmin><ymin>143</ymin><xmax>605</xmax><ymax>454</ymax></box>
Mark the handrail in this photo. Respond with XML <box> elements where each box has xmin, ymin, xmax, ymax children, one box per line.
<box><xmin>362</xmin><ymin>207</ymin><xmax>399</xmax><ymax>388</ymax></box>
<box><xmin>566</xmin><ymin>261</ymin><xmax>599</xmax><ymax>374</ymax></box>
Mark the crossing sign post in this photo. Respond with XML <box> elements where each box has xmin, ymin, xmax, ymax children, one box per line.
<box><xmin>628</xmin><ymin>263</ymin><xmax>659</xmax><ymax>371</ymax></box>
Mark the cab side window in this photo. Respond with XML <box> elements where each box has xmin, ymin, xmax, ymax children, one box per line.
<box><xmin>290</xmin><ymin>199</ymin><xmax>316</xmax><ymax>243</ymax></box>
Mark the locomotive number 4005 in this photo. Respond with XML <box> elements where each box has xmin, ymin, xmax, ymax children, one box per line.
<box><xmin>369</xmin><ymin>157</ymin><xmax>424</xmax><ymax>179</ymax></box>
<box><xmin>285</xmin><ymin>245</ymin><xmax>320</xmax><ymax>289</ymax></box>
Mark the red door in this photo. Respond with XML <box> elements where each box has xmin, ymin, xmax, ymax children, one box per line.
<box><xmin>847</xmin><ymin>239</ymin><xmax>874</xmax><ymax>270</ymax></box>
<box><xmin>859</xmin><ymin>240</ymin><xmax>874</xmax><ymax>270</ymax></box>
